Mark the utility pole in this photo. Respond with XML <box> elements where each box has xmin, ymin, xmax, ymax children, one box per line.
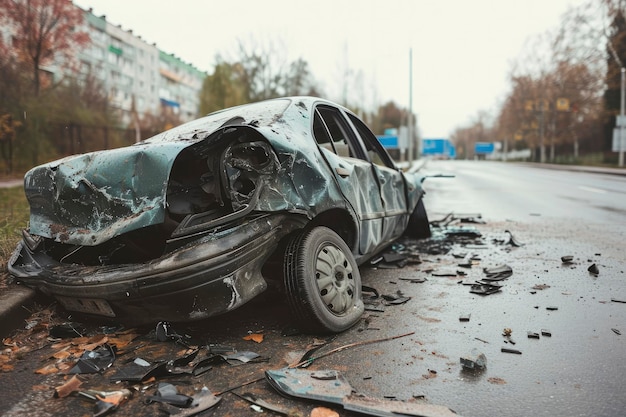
<box><xmin>408</xmin><ymin>48</ymin><xmax>413</xmax><ymax>163</ymax></box>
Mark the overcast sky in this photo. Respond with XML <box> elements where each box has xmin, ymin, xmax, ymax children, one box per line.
<box><xmin>73</xmin><ymin>0</ymin><xmax>587</xmax><ymax>138</ymax></box>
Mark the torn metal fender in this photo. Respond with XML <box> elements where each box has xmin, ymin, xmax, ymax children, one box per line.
<box><xmin>265</xmin><ymin>368</ymin><xmax>460</xmax><ymax>417</ymax></box>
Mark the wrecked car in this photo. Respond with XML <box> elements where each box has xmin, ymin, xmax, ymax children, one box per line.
<box><xmin>8</xmin><ymin>97</ymin><xmax>430</xmax><ymax>333</ymax></box>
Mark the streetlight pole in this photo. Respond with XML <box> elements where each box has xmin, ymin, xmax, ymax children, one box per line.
<box><xmin>617</xmin><ymin>67</ymin><xmax>626</xmax><ymax>167</ymax></box>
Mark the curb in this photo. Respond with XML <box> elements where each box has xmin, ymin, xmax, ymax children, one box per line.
<box><xmin>0</xmin><ymin>285</ymin><xmax>38</xmax><ymax>338</ymax></box>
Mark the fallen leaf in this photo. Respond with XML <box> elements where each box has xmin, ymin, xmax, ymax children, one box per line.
<box><xmin>35</xmin><ymin>364</ymin><xmax>59</xmax><ymax>375</ymax></box>
<box><xmin>54</xmin><ymin>375</ymin><xmax>84</xmax><ymax>398</ymax></box>
<box><xmin>243</xmin><ymin>333</ymin><xmax>264</xmax><ymax>343</ymax></box>
<box><xmin>311</xmin><ymin>407</ymin><xmax>340</xmax><ymax>417</ymax></box>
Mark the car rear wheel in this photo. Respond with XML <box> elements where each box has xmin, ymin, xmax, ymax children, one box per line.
<box><xmin>406</xmin><ymin>199</ymin><xmax>431</xmax><ymax>239</ymax></box>
<box><xmin>283</xmin><ymin>226</ymin><xmax>364</xmax><ymax>333</ymax></box>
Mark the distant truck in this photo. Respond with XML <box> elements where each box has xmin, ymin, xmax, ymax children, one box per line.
<box><xmin>422</xmin><ymin>138</ymin><xmax>456</xmax><ymax>159</ymax></box>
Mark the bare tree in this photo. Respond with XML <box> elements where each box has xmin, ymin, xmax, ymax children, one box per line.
<box><xmin>0</xmin><ymin>0</ymin><xmax>90</xmax><ymax>96</ymax></box>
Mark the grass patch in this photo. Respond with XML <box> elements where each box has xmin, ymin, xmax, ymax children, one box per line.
<box><xmin>0</xmin><ymin>186</ymin><xmax>29</xmax><ymax>284</ymax></box>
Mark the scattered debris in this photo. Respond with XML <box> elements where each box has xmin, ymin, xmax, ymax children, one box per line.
<box><xmin>234</xmin><ymin>392</ymin><xmax>291</xmax><ymax>415</ymax></box>
<box><xmin>381</xmin><ymin>291</ymin><xmax>411</xmax><ymax>306</ymax></box>
<box><xmin>266</xmin><ymin>368</ymin><xmax>458</xmax><ymax>417</ymax></box>
<box><xmin>289</xmin><ymin>332</ymin><xmax>414</xmax><ymax>368</ymax></box>
<box><xmin>612</xmin><ymin>328</ymin><xmax>621</xmax><ymax>335</ymax></box>
<box><xmin>164</xmin><ymin>387</ymin><xmax>221</xmax><ymax>417</ymax></box>
<box><xmin>77</xmin><ymin>388</ymin><xmax>133</xmax><ymax>417</ymax></box>
<box><xmin>155</xmin><ymin>321</ymin><xmax>190</xmax><ymax>346</ymax></box>
<box><xmin>532</xmin><ymin>284</ymin><xmax>551</xmax><ymax>291</ymax></box>
<box><xmin>612</xmin><ymin>298</ymin><xmax>626</xmax><ymax>303</ymax></box>
<box><xmin>399</xmin><ymin>277</ymin><xmax>427</xmax><ymax>284</ymax></box>
<box><xmin>501</xmin><ymin>348</ymin><xmax>522</xmax><ymax>355</ymax></box>
<box><xmin>487</xmin><ymin>377</ymin><xmax>507</xmax><ymax>385</ymax></box>
<box><xmin>483</xmin><ymin>264</ymin><xmax>513</xmax><ymax>281</ymax></box>
<box><xmin>504</xmin><ymin>230</ymin><xmax>524</xmax><ymax>247</ymax></box>
<box><xmin>561</xmin><ymin>255</ymin><xmax>574</xmax><ymax>264</ymax></box>
<box><xmin>474</xmin><ymin>337</ymin><xmax>489</xmax><ymax>344</ymax></box>
<box><xmin>546</xmin><ymin>306</ymin><xmax>559</xmax><ymax>311</ymax></box>
<box><xmin>145</xmin><ymin>383</ymin><xmax>194</xmax><ymax>407</ymax></box>
<box><xmin>527</xmin><ymin>331</ymin><xmax>540</xmax><ymax>339</ymax></box>
<box><xmin>459</xmin><ymin>314</ymin><xmax>471</xmax><ymax>322</ymax></box>
<box><xmin>445</xmin><ymin>226</ymin><xmax>482</xmax><ymax>239</ymax></box>
<box><xmin>69</xmin><ymin>343</ymin><xmax>116</xmax><ymax>374</ymax></box>
<box><xmin>431</xmin><ymin>269</ymin><xmax>458</xmax><ymax>277</ymax></box>
<box><xmin>460</xmin><ymin>349</ymin><xmax>486</xmax><ymax>370</ymax></box>
<box><xmin>470</xmin><ymin>283</ymin><xmax>502</xmax><ymax>295</ymax></box>
<box><xmin>588</xmin><ymin>264</ymin><xmax>599</xmax><ymax>276</ymax></box>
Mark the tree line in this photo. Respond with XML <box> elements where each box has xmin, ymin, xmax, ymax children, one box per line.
<box><xmin>452</xmin><ymin>0</ymin><xmax>626</xmax><ymax>165</ymax></box>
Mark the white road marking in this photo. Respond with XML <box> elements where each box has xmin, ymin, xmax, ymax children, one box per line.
<box><xmin>578</xmin><ymin>186</ymin><xmax>607</xmax><ymax>194</ymax></box>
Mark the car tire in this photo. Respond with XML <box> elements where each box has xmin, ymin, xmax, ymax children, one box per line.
<box><xmin>406</xmin><ymin>199</ymin><xmax>431</xmax><ymax>239</ymax></box>
<box><xmin>283</xmin><ymin>226</ymin><xmax>364</xmax><ymax>333</ymax></box>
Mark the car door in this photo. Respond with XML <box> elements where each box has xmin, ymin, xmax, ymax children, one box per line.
<box><xmin>346</xmin><ymin>113</ymin><xmax>409</xmax><ymax>244</ymax></box>
<box><xmin>312</xmin><ymin>105</ymin><xmax>386</xmax><ymax>256</ymax></box>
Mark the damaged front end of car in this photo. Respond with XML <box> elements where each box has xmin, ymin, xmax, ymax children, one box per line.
<box><xmin>8</xmin><ymin>120</ymin><xmax>337</xmax><ymax>324</ymax></box>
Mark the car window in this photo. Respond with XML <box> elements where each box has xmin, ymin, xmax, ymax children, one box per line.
<box><xmin>347</xmin><ymin>113</ymin><xmax>396</xmax><ymax>169</ymax></box>
<box><xmin>315</xmin><ymin>106</ymin><xmax>357</xmax><ymax>158</ymax></box>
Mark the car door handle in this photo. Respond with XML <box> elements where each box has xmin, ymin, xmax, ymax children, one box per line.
<box><xmin>335</xmin><ymin>167</ymin><xmax>351</xmax><ymax>178</ymax></box>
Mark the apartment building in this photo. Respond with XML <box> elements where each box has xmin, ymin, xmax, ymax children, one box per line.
<box><xmin>80</xmin><ymin>8</ymin><xmax>206</xmax><ymax>125</ymax></box>
<box><xmin>1</xmin><ymin>3</ymin><xmax>206</xmax><ymax>126</ymax></box>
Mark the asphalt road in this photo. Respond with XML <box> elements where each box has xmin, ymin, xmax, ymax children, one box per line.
<box><xmin>0</xmin><ymin>160</ymin><xmax>624</xmax><ymax>417</ymax></box>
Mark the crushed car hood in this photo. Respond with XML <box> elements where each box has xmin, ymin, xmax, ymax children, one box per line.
<box><xmin>24</xmin><ymin>142</ymin><xmax>188</xmax><ymax>246</ymax></box>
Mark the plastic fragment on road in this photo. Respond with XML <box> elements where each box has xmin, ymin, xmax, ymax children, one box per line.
<box><xmin>612</xmin><ymin>328</ymin><xmax>622</xmax><ymax>335</ymax></box>
<box><xmin>109</xmin><ymin>361</ymin><xmax>167</xmax><ymax>382</ymax></box>
<box><xmin>444</xmin><ymin>226</ymin><xmax>482</xmax><ymax>238</ymax></box>
<box><xmin>541</xmin><ymin>329</ymin><xmax>552</xmax><ymax>337</ymax></box>
<box><xmin>399</xmin><ymin>277</ymin><xmax>427</xmax><ymax>284</ymax></box>
<box><xmin>482</xmin><ymin>264</ymin><xmax>513</xmax><ymax>281</ymax></box>
<box><xmin>68</xmin><ymin>343</ymin><xmax>116</xmax><ymax>374</ymax></box>
<box><xmin>501</xmin><ymin>348</ymin><xmax>522</xmax><ymax>354</ymax></box>
<box><xmin>77</xmin><ymin>388</ymin><xmax>132</xmax><ymax>417</ymax></box>
<box><xmin>265</xmin><ymin>368</ymin><xmax>460</xmax><ymax>417</ymax></box>
<box><xmin>527</xmin><ymin>331</ymin><xmax>540</xmax><ymax>339</ymax></box>
<box><xmin>470</xmin><ymin>283</ymin><xmax>502</xmax><ymax>295</ymax></box>
<box><xmin>460</xmin><ymin>349</ymin><xmax>486</xmax><ymax>370</ymax></box>
<box><xmin>504</xmin><ymin>230</ymin><xmax>524</xmax><ymax>247</ymax></box>
<box><xmin>561</xmin><ymin>255</ymin><xmax>574</xmax><ymax>264</ymax></box>
<box><xmin>223</xmin><ymin>351</ymin><xmax>262</xmax><ymax>365</ymax></box>
<box><xmin>588</xmin><ymin>263</ymin><xmax>599</xmax><ymax>275</ymax></box>
<box><xmin>155</xmin><ymin>321</ymin><xmax>191</xmax><ymax>346</ymax></box>
<box><xmin>165</xmin><ymin>387</ymin><xmax>221</xmax><ymax>417</ymax></box>
<box><xmin>459</xmin><ymin>314</ymin><xmax>471</xmax><ymax>322</ymax></box>
<box><xmin>382</xmin><ymin>291</ymin><xmax>411</xmax><ymax>305</ymax></box>
<box><xmin>145</xmin><ymin>382</ymin><xmax>194</xmax><ymax>407</ymax></box>
<box><xmin>546</xmin><ymin>306</ymin><xmax>559</xmax><ymax>311</ymax></box>
<box><xmin>235</xmin><ymin>392</ymin><xmax>291</xmax><ymax>415</ymax></box>
<box><xmin>611</xmin><ymin>298</ymin><xmax>626</xmax><ymax>303</ymax></box>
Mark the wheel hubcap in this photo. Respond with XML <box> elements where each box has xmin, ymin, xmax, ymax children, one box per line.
<box><xmin>315</xmin><ymin>244</ymin><xmax>355</xmax><ymax>314</ymax></box>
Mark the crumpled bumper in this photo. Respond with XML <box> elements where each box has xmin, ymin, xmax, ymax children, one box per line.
<box><xmin>8</xmin><ymin>214</ymin><xmax>303</xmax><ymax>325</ymax></box>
